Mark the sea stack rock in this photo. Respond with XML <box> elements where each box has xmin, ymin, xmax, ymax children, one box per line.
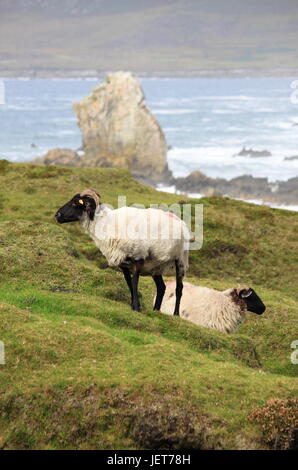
<box><xmin>73</xmin><ymin>71</ymin><xmax>170</xmax><ymax>182</ymax></box>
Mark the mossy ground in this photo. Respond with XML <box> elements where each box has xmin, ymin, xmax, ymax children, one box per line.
<box><xmin>0</xmin><ymin>161</ymin><xmax>297</xmax><ymax>449</ymax></box>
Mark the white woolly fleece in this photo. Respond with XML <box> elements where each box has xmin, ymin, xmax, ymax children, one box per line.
<box><xmin>80</xmin><ymin>205</ymin><xmax>190</xmax><ymax>276</ymax></box>
<box><xmin>159</xmin><ymin>282</ymin><xmax>247</xmax><ymax>333</ymax></box>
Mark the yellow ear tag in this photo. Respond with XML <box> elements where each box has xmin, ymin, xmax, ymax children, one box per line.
<box><xmin>79</xmin><ymin>199</ymin><xmax>84</xmax><ymax>205</ymax></box>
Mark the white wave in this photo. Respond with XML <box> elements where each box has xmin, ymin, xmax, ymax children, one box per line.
<box><xmin>39</xmin><ymin>129</ymin><xmax>77</xmax><ymax>137</ymax></box>
<box><xmin>236</xmin><ymin>198</ymin><xmax>298</xmax><ymax>213</ymax></box>
<box><xmin>274</xmin><ymin>121</ymin><xmax>296</xmax><ymax>130</ymax></box>
<box><xmin>150</xmin><ymin>95</ymin><xmax>286</xmax><ymax>106</ymax></box>
<box><xmin>256</xmin><ymin>108</ymin><xmax>279</xmax><ymax>113</ymax></box>
<box><xmin>263</xmin><ymin>118</ymin><xmax>298</xmax><ymax>130</ymax></box>
<box><xmin>4</xmin><ymin>104</ymin><xmax>71</xmax><ymax>111</ymax></box>
<box><xmin>50</xmin><ymin>117</ymin><xmax>77</xmax><ymax>123</ymax></box>
<box><xmin>212</xmin><ymin>109</ymin><xmax>241</xmax><ymax>114</ymax></box>
<box><xmin>226</xmin><ymin>126</ymin><xmax>245</xmax><ymax>131</ymax></box>
<box><xmin>156</xmin><ymin>185</ymin><xmax>177</xmax><ymax>194</ymax></box>
<box><xmin>167</xmin><ymin>147</ymin><xmax>298</xmax><ymax>182</ymax></box>
<box><xmin>270</xmin><ymin>204</ymin><xmax>298</xmax><ymax>212</ymax></box>
<box><xmin>57</xmin><ymin>130</ymin><xmax>77</xmax><ymax>136</ymax></box>
<box><xmin>4</xmin><ymin>105</ymin><xmax>51</xmax><ymax>111</ymax></box>
<box><xmin>0</xmin><ymin>148</ymin><xmax>48</xmax><ymax>162</ymax></box>
<box><xmin>152</xmin><ymin>109</ymin><xmax>197</xmax><ymax>115</ymax></box>
<box><xmin>53</xmin><ymin>97</ymin><xmax>79</xmax><ymax>102</ymax></box>
<box><xmin>158</xmin><ymin>186</ymin><xmax>298</xmax><ymax>213</ymax></box>
<box><xmin>157</xmin><ymin>185</ymin><xmax>203</xmax><ymax>199</ymax></box>
<box><xmin>164</xmin><ymin>127</ymin><xmax>194</xmax><ymax>132</ymax></box>
<box><xmin>210</xmin><ymin>95</ymin><xmax>261</xmax><ymax>101</ymax></box>
<box><xmin>289</xmin><ymin>116</ymin><xmax>298</xmax><ymax>123</ymax></box>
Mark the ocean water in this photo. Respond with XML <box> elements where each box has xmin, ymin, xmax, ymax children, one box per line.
<box><xmin>0</xmin><ymin>77</ymin><xmax>298</xmax><ymax>183</ymax></box>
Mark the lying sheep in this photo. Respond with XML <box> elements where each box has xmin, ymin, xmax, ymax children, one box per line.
<box><xmin>158</xmin><ymin>281</ymin><xmax>266</xmax><ymax>333</ymax></box>
<box><xmin>55</xmin><ymin>189</ymin><xmax>190</xmax><ymax>314</ymax></box>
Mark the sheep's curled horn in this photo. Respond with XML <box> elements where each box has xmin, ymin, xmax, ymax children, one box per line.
<box><xmin>236</xmin><ymin>287</ymin><xmax>253</xmax><ymax>298</ymax></box>
<box><xmin>80</xmin><ymin>189</ymin><xmax>101</xmax><ymax>207</ymax></box>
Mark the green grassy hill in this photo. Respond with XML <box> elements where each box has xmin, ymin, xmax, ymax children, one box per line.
<box><xmin>1</xmin><ymin>0</ymin><xmax>298</xmax><ymax>75</ymax></box>
<box><xmin>0</xmin><ymin>161</ymin><xmax>297</xmax><ymax>449</ymax></box>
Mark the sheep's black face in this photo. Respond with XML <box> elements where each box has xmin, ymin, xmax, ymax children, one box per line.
<box><xmin>239</xmin><ymin>288</ymin><xmax>266</xmax><ymax>315</ymax></box>
<box><xmin>55</xmin><ymin>194</ymin><xmax>96</xmax><ymax>224</ymax></box>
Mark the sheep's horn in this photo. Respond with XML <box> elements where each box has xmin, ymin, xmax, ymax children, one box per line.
<box><xmin>80</xmin><ymin>189</ymin><xmax>101</xmax><ymax>206</ymax></box>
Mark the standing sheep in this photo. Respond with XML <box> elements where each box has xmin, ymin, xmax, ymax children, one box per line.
<box><xmin>55</xmin><ymin>189</ymin><xmax>190</xmax><ymax>314</ymax></box>
<box><xmin>158</xmin><ymin>281</ymin><xmax>266</xmax><ymax>333</ymax></box>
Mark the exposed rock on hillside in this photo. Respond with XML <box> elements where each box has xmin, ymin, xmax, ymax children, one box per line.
<box><xmin>175</xmin><ymin>171</ymin><xmax>226</xmax><ymax>196</ymax></box>
<box><xmin>73</xmin><ymin>72</ymin><xmax>170</xmax><ymax>182</ymax></box>
<box><xmin>276</xmin><ymin>177</ymin><xmax>298</xmax><ymax>204</ymax></box>
<box><xmin>225</xmin><ymin>175</ymin><xmax>273</xmax><ymax>199</ymax></box>
<box><xmin>175</xmin><ymin>171</ymin><xmax>298</xmax><ymax>205</ymax></box>
<box><xmin>33</xmin><ymin>148</ymin><xmax>80</xmax><ymax>166</ymax></box>
<box><xmin>175</xmin><ymin>171</ymin><xmax>273</xmax><ymax>199</ymax></box>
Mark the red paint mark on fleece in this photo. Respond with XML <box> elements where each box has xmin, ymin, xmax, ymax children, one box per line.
<box><xmin>166</xmin><ymin>281</ymin><xmax>176</xmax><ymax>286</ymax></box>
<box><xmin>166</xmin><ymin>212</ymin><xmax>179</xmax><ymax>220</ymax></box>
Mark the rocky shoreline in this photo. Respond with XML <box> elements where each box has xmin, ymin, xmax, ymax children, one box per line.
<box><xmin>172</xmin><ymin>171</ymin><xmax>298</xmax><ymax>206</ymax></box>
<box><xmin>34</xmin><ymin>148</ymin><xmax>298</xmax><ymax>206</ymax></box>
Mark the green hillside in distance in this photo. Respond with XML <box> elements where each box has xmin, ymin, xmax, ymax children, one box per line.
<box><xmin>0</xmin><ymin>0</ymin><xmax>298</xmax><ymax>76</ymax></box>
<box><xmin>0</xmin><ymin>161</ymin><xmax>297</xmax><ymax>449</ymax></box>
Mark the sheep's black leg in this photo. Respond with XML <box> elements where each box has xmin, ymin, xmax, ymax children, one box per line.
<box><xmin>153</xmin><ymin>275</ymin><xmax>166</xmax><ymax>311</ymax></box>
<box><xmin>122</xmin><ymin>267</ymin><xmax>133</xmax><ymax>306</ymax></box>
<box><xmin>131</xmin><ymin>261</ymin><xmax>143</xmax><ymax>312</ymax></box>
<box><xmin>174</xmin><ymin>260</ymin><xmax>184</xmax><ymax>316</ymax></box>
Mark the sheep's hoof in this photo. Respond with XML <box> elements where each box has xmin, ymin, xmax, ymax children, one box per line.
<box><xmin>132</xmin><ymin>305</ymin><xmax>141</xmax><ymax>312</ymax></box>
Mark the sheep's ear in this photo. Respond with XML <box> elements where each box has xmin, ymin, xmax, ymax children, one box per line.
<box><xmin>80</xmin><ymin>189</ymin><xmax>101</xmax><ymax>206</ymax></box>
<box><xmin>85</xmin><ymin>197</ymin><xmax>96</xmax><ymax>220</ymax></box>
<box><xmin>237</xmin><ymin>287</ymin><xmax>253</xmax><ymax>299</ymax></box>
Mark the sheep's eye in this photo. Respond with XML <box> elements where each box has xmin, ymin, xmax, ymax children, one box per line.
<box><xmin>79</xmin><ymin>200</ymin><xmax>84</xmax><ymax>205</ymax></box>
